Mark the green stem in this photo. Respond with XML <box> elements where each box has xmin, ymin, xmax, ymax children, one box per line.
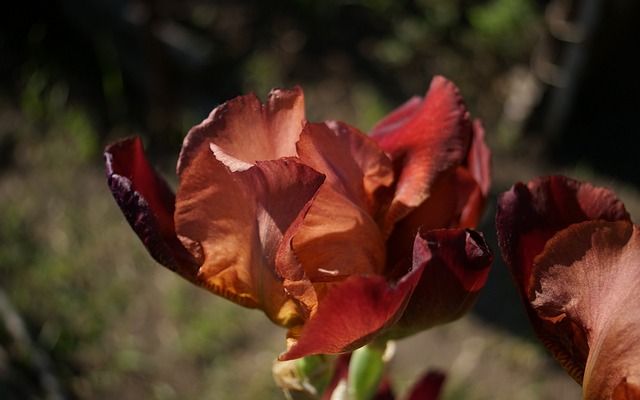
<box><xmin>347</xmin><ymin>343</ymin><xmax>387</xmax><ymax>400</ymax></box>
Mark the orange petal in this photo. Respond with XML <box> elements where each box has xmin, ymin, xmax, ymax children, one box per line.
<box><xmin>531</xmin><ymin>220</ymin><xmax>640</xmax><ymax>399</ymax></box>
<box><xmin>293</xmin><ymin>121</ymin><xmax>393</xmax><ymax>282</ymax></box>
<box><xmin>370</xmin><ymin>76</ymin><xmax>473</xmax><ymax>232</ymax></box>
<box><xmin>177</xmin><ymin>87</ymin><xmax>305</xmax><ymax>175</ymax></box>
<box><xmin>174</xmin><ymin>143</ymin><xmax>324</xmax><ymax>327</ymax></box>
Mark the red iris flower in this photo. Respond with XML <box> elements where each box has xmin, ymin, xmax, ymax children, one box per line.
<box><xmin>105</xmin><ymin>76</ymin><xmax>492</xmax><ymax>360</ymax></box>
<box><xmin>496</xmin><ymin>175</ymin><xmax>640</xmax><ymax>399</ymax></box>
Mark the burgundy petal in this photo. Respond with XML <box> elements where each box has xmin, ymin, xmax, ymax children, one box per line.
<box><xmin>279</xmin><ymin>260</ymin><xmax>424</xmax><ymax>361</ymax></box>
<box><xmin>370</xmin><ymin>76</ymin><xmax>473</xmax><ymax>233</ymax></box>
<box><xmin>405</xmin><ymin>371</ymin><xmax>446</xmax><ymax>400</ymax></box>
<box><xmin>104</xmin><ymin>137</ymin><xmax>197</xmax><ymax>274</ymax></box>
<box><xmin>388</xmin><ymin>228</ymin><xmax>492</xmax><ymax>339</ymax></box>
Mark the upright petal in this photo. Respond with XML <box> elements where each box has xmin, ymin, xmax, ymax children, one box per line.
<box><xmin>177</xmin><ymin>87</ymin><xmax>305</xmax><ymax>175</ymax></box>
<box><xmin>370</xmin><ymin>76</ymin><xmax>473</xmax><ymax>232</ymax></box>
<box><xmin>531</xmin><ymin>220</ymin><xmax>640</xmax><ymax>399</ymax></box>
<box><xmin>294</xmin><ymin>122</ymin><xmax>393</xmax><ymax>284</ymax></box>
<box><xmin>174</xmin><ymin>142</ymin><xmax>324</xmax><ymax>327</ymax></box>
<box><xmin>104</xmin><ymin>137</ymin><xmax>198</xmax><ymax>275</ymax></box>
<box><xmin>459</xmin><ymin>119</ymin><xmax>491</xmax><ymax>228</ymax></box>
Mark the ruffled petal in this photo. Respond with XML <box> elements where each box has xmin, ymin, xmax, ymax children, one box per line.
<box><xmin>293</xmin><ymin>122</ymin><xmax>393</xmax><ymax>283</ymax></box>
<box><xmin>496</xmin><ymin>175</ymin><xmax>630</xmax><ymax>295</ymax></box>
<box><xmin>278</xmin><ymin>259</ymin><xmax>424</xmax><ymax>361</ymax></box>
<box><xmin>531</xmin><ymin>220</ymin><xmax>640</xmax><ymax>399</ymax></box>
<box><xmin>104</xmin><ymin>137</ymin><xmax>198</xmax><ymax>274</ymax></box>
<box><xmin>370</xmin><ymin>76</ymin><xmax>473</xmax><ymax>232</ymax></box>
<box><xmin>496</xmin><ymin>175</ymin><xmax>631</xmax><ymax>383</ymax></box>
<box><xmin>177</xmin><ymin>87</ymin><xmax>305</xmax><ymax>175</ymax></box>
<box><xmin>174</xmin><ymin>143</ymin><xmax>324</xmax><ymax>326</ymax></box>
<box><xmin>387</xmin><ymin>228</ymin><xmax>492</xmax><ymax>339</ymax></box>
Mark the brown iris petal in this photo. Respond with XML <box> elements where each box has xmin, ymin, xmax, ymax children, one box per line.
<box><xmin>293</xmin><ymin>121</ymin><xmax>393</xmax><ymax>283</ymax></box>
<box><xmin>175</xmin><ymin>141</ymin><xmax>324</xmax><ymax>326</ymax></box>
<box><xmin>177</xmin><ymin>87</ymin><xmax>305</xmax><ymax>176</ymax></box>
<box><xmin>531</xmin><ymin>220</ymin><xmax>640</xmax><ymax>399</ymax></box>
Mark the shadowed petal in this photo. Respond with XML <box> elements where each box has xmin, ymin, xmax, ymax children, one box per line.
<box><xmin>104</xmin><ymin>137</ymin><xmax>198</xmax><ymax>274</ymax></box>
<box><xmin>388</xmin><ymin>228</ymin><xmax>492</xmax><ymax>339</ymax></box>
<box><xmin>385</xmin><ymin>167</ymin><xmax>479</xmax><ymax>269</ymax></box>
<box><xmin>175</xmin><ymin>143</ymin><xmax>324</xmax><ymax>326</ymax></box>
<box><xmin>531</xmin><ymin>220</ymin><xmax>640</xmax><ymax>399</ymax></box>
<box><xmin>405</xmin><ymin>371</ymin><xmax>446</xmax><ymax>400</ymax></box>
<box><xmin>496</xmin><ymin>175</ymin><xmax>630</xmax><ymax>296</ymax></box>
<box><xmin>294</xmin><ymin>122</ymin><xmax>393</xmax><ymax>283</ymax></box>
<box><xmin>459</xmin><ymin>120</ymin><xmax>491</xmax><ymax>228</ymax></box>
<box><xmin>177</xmin><ymin>87</ymin><xmax>305</xmax><ymax>175</ymax></box>
<box><xmin>496</xmin><ymin>175</ymin><xmax>631</xmax><ymax>382</ymax></box>
<box><xmin>370</xmin><ymin>76</ymin><xmax>473</xmax><ymax>232</ymax></box>
<box><xmin>278</xmin><ymin>261</ymin><xmax>424</xmax><ymax>361</ymax></box>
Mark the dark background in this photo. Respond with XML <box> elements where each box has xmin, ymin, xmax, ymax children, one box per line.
<box><xmin>1</xmin><ymin>0</ymin><xmax>639</xmax><ymax>398</ymax></box>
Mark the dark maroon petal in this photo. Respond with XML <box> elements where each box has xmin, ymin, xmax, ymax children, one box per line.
<box><xmin>405</xmin><ymin>371</ymin><xmax>446</xmax><ymax>400</ymax></box>
<box><xmin>104</xmin><ymin>137</ymin><xmax>197</xmax><ymax>274</ymax></box>
<box><xmin>278</xmin><ymin>261</ymin><xmax>424</xmax><ymax>361</ymax></box>
<box><xmin>388</xmin><ymin>229</ymin><xmax>492</xmax><ymax>339</ymax></box>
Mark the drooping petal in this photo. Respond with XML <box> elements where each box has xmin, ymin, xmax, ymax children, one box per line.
<box><xmin>278</xmin><ymin>260</ymin><xmax>424</xmax><ymax>361</ymax></box>
<box><xmin>177</xmin><ymin>87</ymin><xmax>305</xmax><ymax>176</ymax></box>
<box><xmin>293</xmin><ymin>121</ymin><xmax>393</xmax><ymax>284</ymax></box>
<box><xmin>174</xmin><ymin>142</ymin><xmax>324</xmax><ymax>327</ymax></box>
<box><xmin>531</xmin><ymin>220</ymin><xmax>640</xmax><ymax>399</ymax></box>
<box><xmin>387</xmin><ymin>228</ymin><xmax>492</xmax><ymax>339</ymax></box>
<box><xmin>370</xmin><ymin>76</ymin><xmax>473</xmax><ymax>232</ymax></box>
<box><xmin>104</xmin><ymin>137</ymin><xmax>198</xmax><ymax>275</ymax></box>
<box><xmin>496</xmin><ymin>175</ymin><xmax>631</xmax><ymax>382</ymax></box>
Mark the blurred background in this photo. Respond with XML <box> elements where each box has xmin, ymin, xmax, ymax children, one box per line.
<box><xmin>1</xmin><ymin>0</ymin><xmax>639</xmax><ymax>399</ymax></box>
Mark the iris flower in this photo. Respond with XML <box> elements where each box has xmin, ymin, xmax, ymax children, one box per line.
<box><xmin>496</xmin><ymin>175</ymin><xmax>640</xmax><ymax>399</ymax></box>
<box><xmin>105</xmin><ymin>76</ymin><xmax>492</xmax><ymax>360</ymax></box>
